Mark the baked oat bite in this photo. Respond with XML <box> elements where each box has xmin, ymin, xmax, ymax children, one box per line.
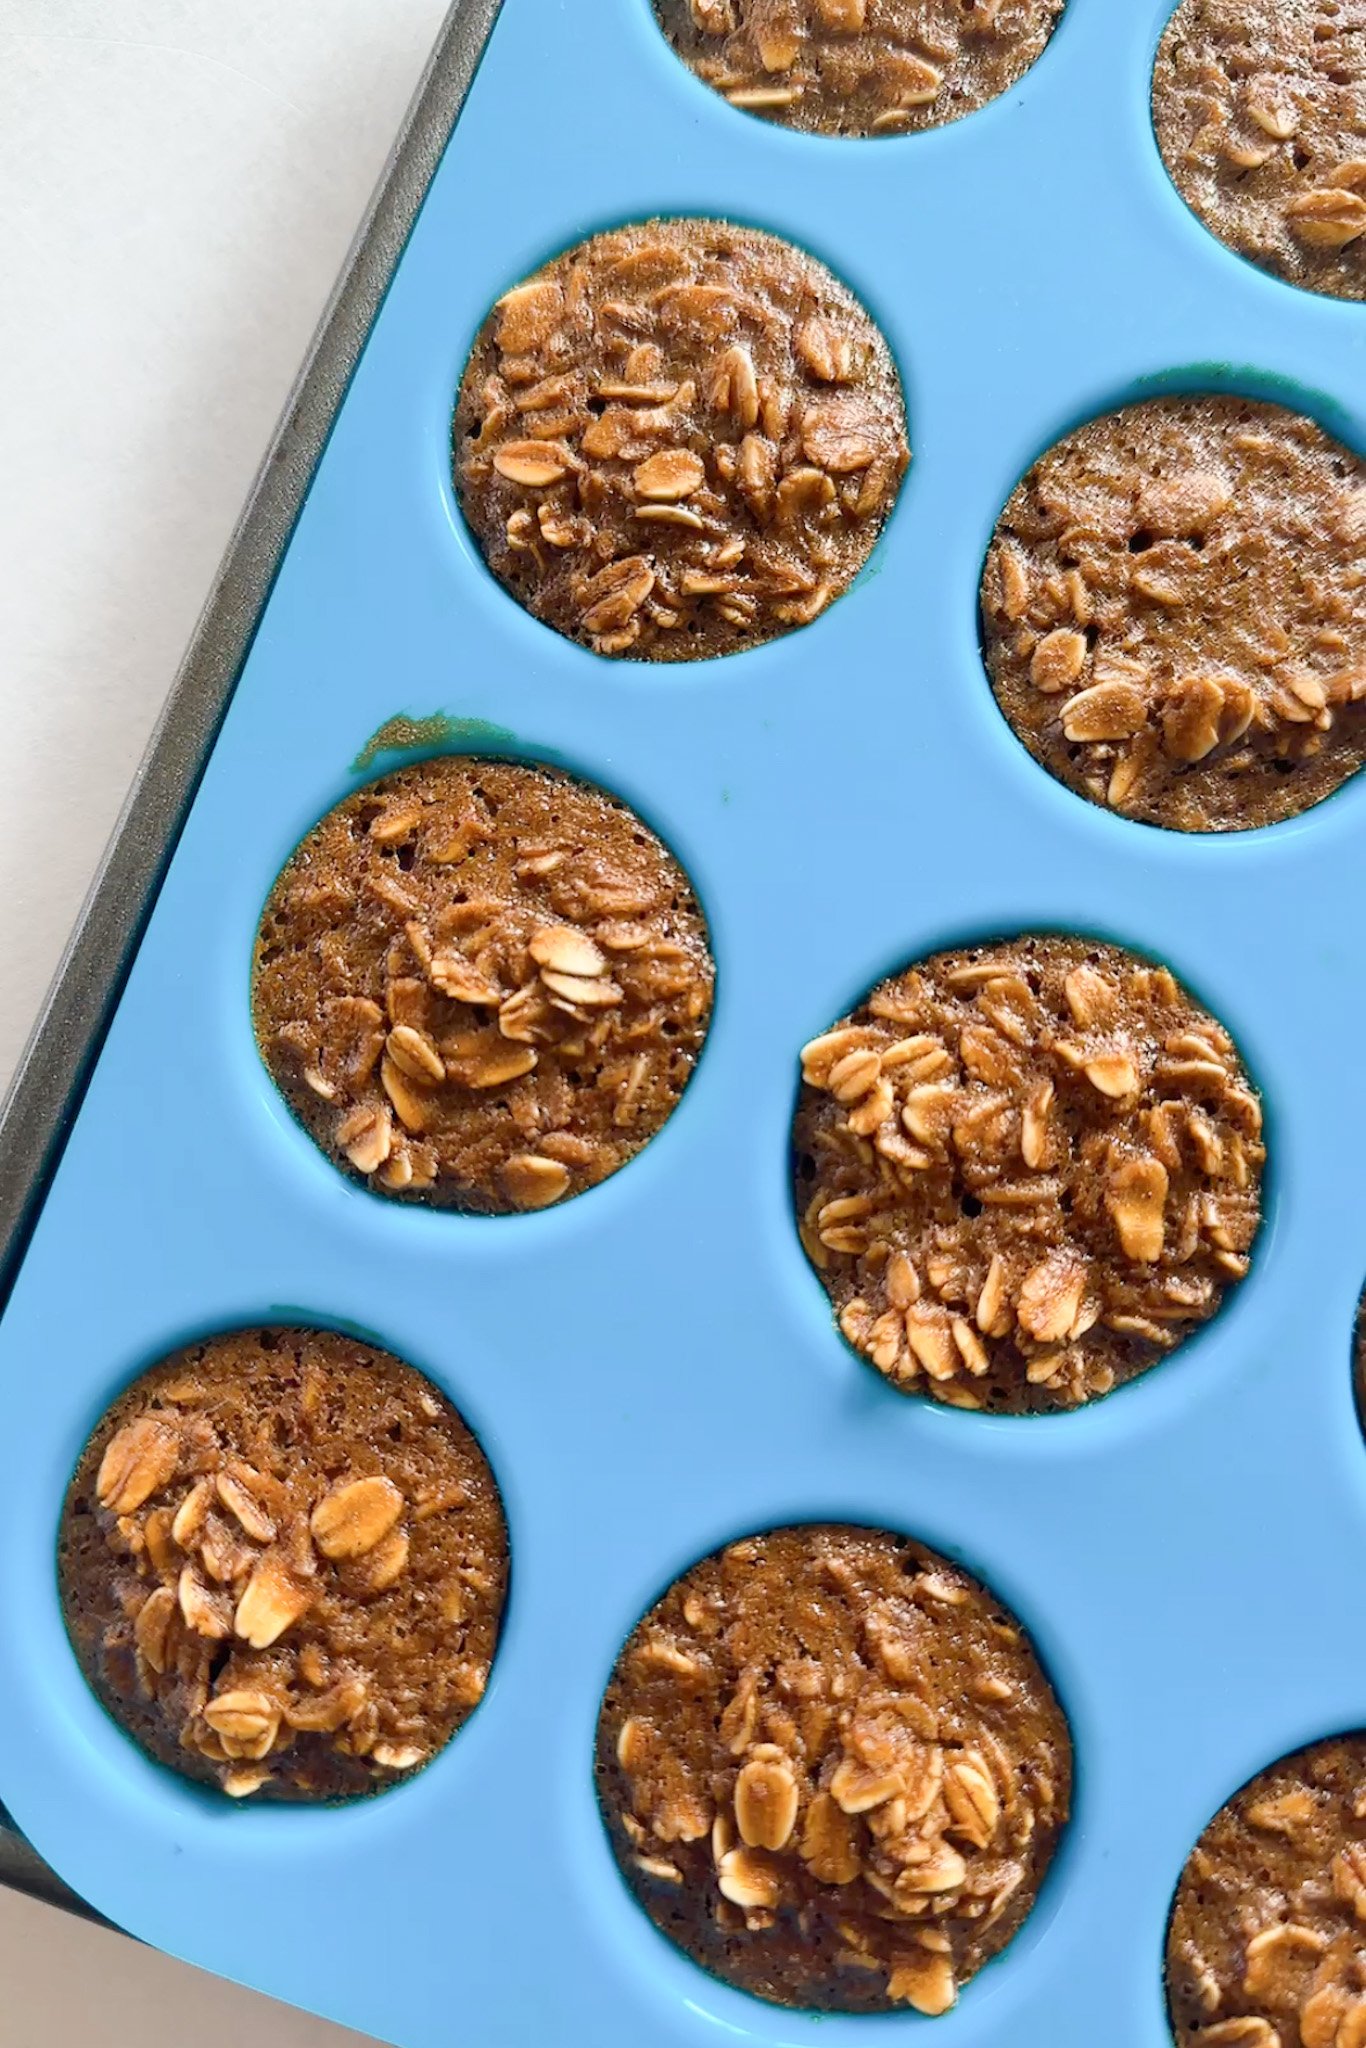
<box><xmin>1168</xmin><ymin>1735</ymin><xmax>1366</xmax><ymax>2048</ymax></box>
<box><xmin>1154</xmin><ymin>0</ymin><xmax>1366</xmax><ymax>305</ymax></box>
<box><xmin>454</xmin><ymin>220</ymin><xmax>908</xmax><ymax>660</ymax></box>
<box><xmin>253</xmin><ymin>756</ymin><xmax>714</xmax><ymax>1212</ymax></box>
<box><xmin>596</xmin><ymin>1523</ymin><xmax>1071</xmax><ymax>2014</ymax></box>
<box><xmin>981</xmin><ymin>396</ymin><xmax>1366</xmax><ymax>833</ymax></box>
<box><xmin>653</xmin><ymin>0</ymin><xmax>1066</xmax><ymax>139</ymax></box>
<box><xmin>58</xmin><ymin>1328</ymin><xmax>508</xmax><ymax>1801</ymax></box>
<box><xmin>793</xmin><ymin>935</ymin><xmax>1265</xmax><ymax>1413</ymax></box>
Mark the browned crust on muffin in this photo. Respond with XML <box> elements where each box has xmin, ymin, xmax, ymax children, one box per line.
<box><xmin>59</xmin><ymin>1328</ymin><xmax>508</xmax><ymax>1800</ymax></box>
<box><xmin>793</xmin><ymin>935</ymin><xmax>1264</xmax><ymax>1413</ymax></box>
<box><xmin>1154</xmin><ymin>0</ymin><xmax>1366</xmax><ymax>304</ymax></box>
<box><xmin>982</xmin><ymin>396</ymin><xmax>1366</xmax><ymax>833</ymax></box>
<box><xmin>455</xmin><ymin>220</ymin><xmax>907</xmax><ymax>660</ymax></box>
<box><xmin>654</xmin><ymin>0</ymin><xmax>1065</xmax><ymax>140</ymax></box>
<box><xmin>1167</xmin><ymin>1734</ymin><xmax>1366</xmax><ymax>2048</ymax></box>
<box><xmin>596</xmin><ymin>1523</ymin><xmax>1070</xmax><ymax>2012</ymax></box>
<box><xmin>253</xmin><ymin>757</ymin><xmax>714</xmax><ymax>1212</ymax></box>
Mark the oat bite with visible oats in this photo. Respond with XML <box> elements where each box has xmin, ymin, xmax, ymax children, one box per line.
<box><xmin>981</xmin><ymin>396</ymin><xmax>1366</xmax><ymax>833</ymax></box>
<box><xmin>596</xmin><ymin>1524</ymin><xmax>1071</xmax><ymax>2015</ymax></box>
<box><xmin>253</xmin><ymin>757</ymin><xmax>714</xmax><ymax>1212</ymax></box>
<box><xmin>1154</xmin><ymin>0</ymin><xmax>1366</xmax><ymax>305</ymax></box>
<box><xmin>453</xmin><ymin>219</ymin><xmax>908</xmax><ymax>660</ymax></box>
<box><xmin>793</xmin><ymin>936</ymin><xmax>1265</xmax><ymax>1414</ymax></box>
<box><xmin>1167</xmin><ymin>1735</ymin><xmax>1366</xmax><ymax>2048</ymax></box>
<box><xmin>653</xmin><ymin>0</ymin><xmax>1065</xmax><ymax>138</ymax></box>
<box><xmin>58</xmin><ymin>1328</ymin><xmax>508</xmax><ymax>1801</ymax></box>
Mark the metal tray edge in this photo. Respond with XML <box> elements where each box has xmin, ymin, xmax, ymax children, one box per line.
<box><xmin>0</xmin><ymin>0</ymin><xmax>504</xmax><ymax>1919</ymax></box>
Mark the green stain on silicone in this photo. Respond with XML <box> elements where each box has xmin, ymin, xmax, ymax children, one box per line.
<box><xmin>351</xmin><ymin>711</ymin><xmax>519</xmax><ymax>773</ymax></box>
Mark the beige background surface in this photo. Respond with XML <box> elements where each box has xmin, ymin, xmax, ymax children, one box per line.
<box><xmin>0</xmin><ymin>0</ymin><xmax>451</xmax><ymax>2039</ymax></box>
<box><xmin>0</xmin><ymin>1889</ymin><xmax>379</xmax><ymax>2048</ymax></box>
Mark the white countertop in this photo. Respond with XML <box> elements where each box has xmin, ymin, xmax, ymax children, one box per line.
<box><xmin>0</xmin><ymin>1</ymin><xmax>450</xmax><ymax>2037</ymax></box>
<box><xmin>0</xmin><ymin>0</ymin><xmax>447</xmax><ymax>1095</ymax></box>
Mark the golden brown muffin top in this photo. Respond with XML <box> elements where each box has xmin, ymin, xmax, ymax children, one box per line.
<box><xmin>254</xmin><ymin>757</ymin><xmax>713</xmax><ymax>1212</ymax></box>
<box><xmin>1168</xmin><ymin>1736</ymin><xmax>1366</xmax><ymax>2048</ymax></box>
<box><xmin>982</xmin><ymin>396</ymin><xmax>1366</xmax><ymax>833</ymax></box>
<box><xmin>597</xmin><ymin>1524</ymin><xmax>1070</xmax><ymax>2013</ymax></box>
<box><xmin>59</xmin><ymin>1328</ymin><xmax>507</xmax><ymax>1800</ymax></box>
<box><xmin>1155</xmin><ymin>0</ymin><xmax>1366</xmax><ymax>303</ymax></box>
<box><xmin>653</xmin><ymin>0</ymin><xmax>1065</xmax><ymax>139</ymax></box>
<box><xmin>455</xmin><ymin>220</ymin><xmax>907</xmax><ymax>660</ymax></box>
<box><xmin>794</xmin><ymin>935</ymin><xmax>1264</xmax><ymax>1412</ymax></box>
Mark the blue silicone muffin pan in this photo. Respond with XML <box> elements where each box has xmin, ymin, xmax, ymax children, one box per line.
<box><xmin>1</xmin><ymin>0</ymin><xmax>1365</xmax><ymax>2042</ymax></box>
